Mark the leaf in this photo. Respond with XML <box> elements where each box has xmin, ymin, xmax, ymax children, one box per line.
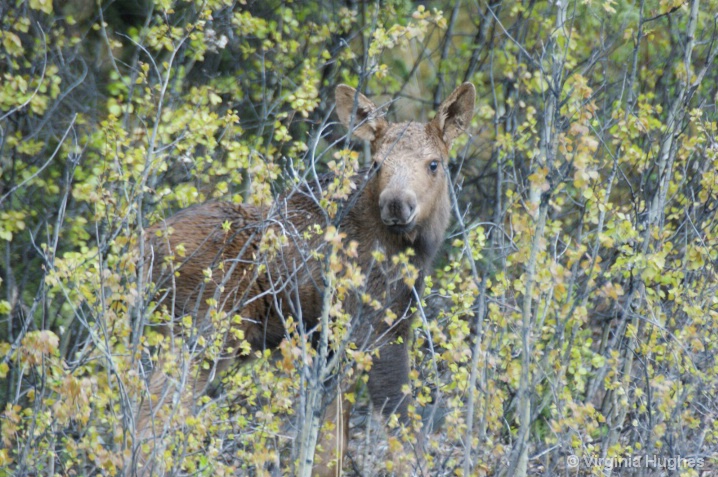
<box><xmin>1</xmin><ymin>32</ymin><xmax>22</xmax><ymax>57</ymax></box>
<box><xmin>29</xmin><ymin>0</ymin><xmax>53</xmax><ymax>14</ymax></box>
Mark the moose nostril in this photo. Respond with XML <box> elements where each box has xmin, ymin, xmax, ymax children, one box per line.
<box><xmin>404</xmin><ymin>191</ymin><xmax>418</xmax><ymax>219</ymax></box>
<box><xmin>406</xmin><ymin>197</ymin><xmax>417</xmax><ymax>216</ymax></box>
<box><xmin>379</xmin><ymin>194</ymin><xmax>388</xmax><ymax>211</ymax></box>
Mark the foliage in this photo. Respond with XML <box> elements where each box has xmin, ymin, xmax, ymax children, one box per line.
<box><xmin>1</xmin><ymin>0</ymin><xmax>717</xmax><ymax>475</ymax></box>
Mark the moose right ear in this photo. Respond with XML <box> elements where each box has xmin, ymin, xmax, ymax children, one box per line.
<box><xmin>432</xmin><ymin>82</ymin><xmax>476</xmax><ymax>146</ymax></box>
<box><xmin>335</xmin><ymin>85</ymin><xmax>388</xmax><ymax>143</ymax></box>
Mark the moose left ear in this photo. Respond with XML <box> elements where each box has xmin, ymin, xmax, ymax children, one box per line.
<box><xmin>432</xmin><ymin>83</ymin><xmax>476</xmax><ymax>145</ymax></box>
<box><xmin>335</xmin><ymin>84</ymin><xmax>388</xmax><ymax>143</ymax></box>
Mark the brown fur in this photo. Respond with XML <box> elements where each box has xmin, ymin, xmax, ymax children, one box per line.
<box><xmin>136</xmin><ymin>83</ymin><xmax>475</xmax><ymax>475</ymax></box>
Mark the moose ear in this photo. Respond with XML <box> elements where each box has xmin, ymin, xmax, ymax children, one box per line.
<box><xmin>335</xmin><ymin>84</ymin><xmax>388</xmax><ymax>143</ymax></box>
<box><xmin>432</xmin><ymin>83</ymin><xmax>476</xmax><ymax>145</ymax></box>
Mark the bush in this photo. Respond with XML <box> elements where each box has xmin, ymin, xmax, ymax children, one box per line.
<box><xmin>1</xmin><ymin>0</ymin><xmax>717</xmax><ymax>475</ymax></box>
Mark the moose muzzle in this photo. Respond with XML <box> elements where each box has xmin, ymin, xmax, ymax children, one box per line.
<box><xmin>379</xmin><ymin>189</ymin><xmax>418</xmax><ymax>231</ymax></box>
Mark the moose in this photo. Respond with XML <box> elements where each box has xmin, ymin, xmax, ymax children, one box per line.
<box><xmin>136</xmin><ymin>82</ymin><xmax>475</xmax><ymax>475</ymax></box>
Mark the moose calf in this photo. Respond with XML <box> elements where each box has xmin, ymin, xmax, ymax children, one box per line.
<box><xmin>137</xmin><ymin>82</ymin><xmax>475</xmax><ymax>475</ymax></box>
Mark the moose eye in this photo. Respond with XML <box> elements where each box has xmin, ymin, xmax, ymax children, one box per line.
<box><xmin>429</xmin><ymin>160</ymin><xmax>439</xmax><ymax>173</ymax></box>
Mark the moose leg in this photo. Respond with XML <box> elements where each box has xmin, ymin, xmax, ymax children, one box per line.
<box><xmin>367</xmin><ymin>341</ymin><xmax>426</xmax><ymax>474</ymax></box>
<box><xmin>367</xmin><ymin>341</ymin><xmax>411</xmax><ymax>420</ymax></box>
<box><xmin>313</xmin><ymin>390</ymin><xmax>352</xmax><ymax>477</ymax></box>
<box><xmin>133</xmin><ymin>360</ymin><xmax>180</xmax><ymax>476</ymax></box>
<box><xmin>133</xmin><ymin>355</ymin><xmax>232</xmax><ymax>476</ymax></box>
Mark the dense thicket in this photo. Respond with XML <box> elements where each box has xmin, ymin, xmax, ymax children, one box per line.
<box><xmin>1</xmin><ymin>0</ymin><xmax>717</xmax><ymax>475</ymax></box>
